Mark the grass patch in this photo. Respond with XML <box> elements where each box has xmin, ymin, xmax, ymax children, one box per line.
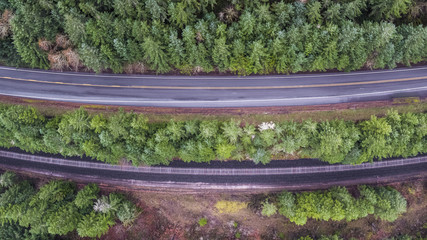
<box><xmin>392</xmin><ymin>97</ymin><xmax>420</xmax><ymax>104</ymax></box>
<box><xmin>140</xmin><ymin>102</ymin><xmax>427</xmax><ymax>124</ymax></box>
<box><xmin>215</xmin><ymin>200</ymin><xmax>248</xmax><ymax>214</ymax></box>
<box><xmin>81</xmin><ymin>104</ymin><xmax>110</xmax><ymax>110</ymax></box>
<box><xmin>198</xmin><ymin>217</ymin><xmax>208</xmax><ymax>227</ymax></box>
<box><xmin>22</xmin><ymin>98</ymin><xmax>46</xmax><ymax>103</ymax></box>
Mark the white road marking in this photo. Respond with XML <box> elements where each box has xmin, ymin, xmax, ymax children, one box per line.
<box><xmin>1</xmin><ymin>85</ymin><xmax>426</xmax><ymax>105</ymax></box>
<box><xmin>0</xmin><ymin>65</ymin><xmax>426</xmax><ymax>80</ymax></box>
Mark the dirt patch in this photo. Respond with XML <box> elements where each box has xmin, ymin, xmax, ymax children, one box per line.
<box><xmin>1</xmin><ymin>169</ymin><xmax>425</xmax><ymax>239</ymax></box>
<box><xmin>119</xmin><ymin>180</ymin><xmax>426</xmax><ymax>240</ymax></box>
<box><xmin>1</xmin><ymin>94</ymin><xmax>427</xmax><ymax>124</ymax></box>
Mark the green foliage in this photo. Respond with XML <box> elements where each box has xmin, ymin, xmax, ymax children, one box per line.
<box><xmin>309</xmin><ymin>120</ymin><xmax>360</xmax><ymax>164</ymax></box>
<box><xmin>370</xmin><ymin>0</ymin><xmax>413</xmax><ymax>21</ymax></box>
<box><xmin>46</xmin><ymin>203</ymin><xmax>81</xmax><ymax>235</ymax></box>
<box><xmin>359</xmin><ymin>185</ymin><xmax>407</xmax><ymax>221</ymax></box>
<box><xmin>0</xmin><ymin>222</ymin><xmax>52</xmax><ymax>240</ymax></box>
<box><xmin>359</xmin><ymin>115</ymin><xmax>393</xmax><ymax>163</ymax></box>
<box><xmin>8</xmin><ymin>0</ymin><xmax>59</xmax><ymax>69</ymax></box>
<box><xmin>74</xmin><ymin>183</ymin><xmax>99</xmax><ymax>210</ymax></box>
<box><xmin>2</xmin><ymin>105</ymin><xmax>427</xmax><ymax>166</ymax></box>
<box><xmin>251</xmin><ymin>148</ymin><xmax>271</xmax><ymax>165</ymax></box>
<box><xmin>0</xmin><ymin>181</ymin><xmax>35</xmax><ymax>207</ymax></box>
<box><xmin>212</xmin><ymin>37</ymin><xmax>231</xmax><ymax>72</ymax></box>
<box><xmin>0</xmin><ymin>0</ymin><xmax>425</xmax><ymax>74</ymax></box>
<box><xmin>78</xmin><ymin>43</ymin><xmax>105</xmax><ymax>73</ymax></box>
<box><xmin>34</xmin><ymin>180</ymin><xmax>75</xmax><ymax>204</ymax></box>
<box><xmin>117</xmin><ymin>201</ymin><xmax>140</xmax><ymax>227</ymax></box>
<box><xmin>77</xmin><ymin>212</ymin><xmax>115</xmax><ymax>238</ymax></box>
<box><xmin>198</xmin><ymin>217</ymin><xmax>208</xmax><ymax>227</ymax></box>
<box><xmin>0</xmin><ymin>37</ymin><xmax>26</xmax><ymax>67</ymax></box>
<box><xmin>222</xmin><ymin>119</ymin><xmax>242</xmax><ymax>144</ymax></box>
<box><xmin>142</xmin><ymin>37</ymin><xmax>170</xmax><ymax>73</ymax></box>
<box><xmin>261</xmin><ymin>199</ymin><xmax>277</xmax><ymax>217</ymax></box>
<box><xmin>277</xmin><ymin>186</ymin><xmax>407</xmax><ymax>225</ymax></box>
<box><xmin>298</xmin><ymin>237</ymin><xmax>314</xmax><ymax>240</ymax></box>
<box><xmin>0</xmin><ymin>171</ymin><xmax>16</xmax><ymax>188</ymax></box>
<box><xmin>0</xmin><ymin>171</ymin><xmax>138</xmax><ymax>239</ymax></box>
<box><xmin>298</xmin><ymin>235</ymin><xmax>343</xmax><ymax>240</ymax></box>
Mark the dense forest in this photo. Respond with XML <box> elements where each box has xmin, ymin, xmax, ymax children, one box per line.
<box><xmin>1</xmin><ymin>105</ymin><xmax>427</xmax><ymax>165</ymax></box>
<box><xmin>0</xmin><ymin>171</ymin><xmax>140</xmax><ymax>238</ymax></box>
<box><xmin>0</xmin><ymin>0</ymin><xmax>426</xmax><ymax>75</ymax></box>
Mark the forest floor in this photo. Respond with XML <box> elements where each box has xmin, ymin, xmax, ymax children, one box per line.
<box><xmin>8</xmin><ymin>170</ymin><xmax>427</xmax><ymax>240</ymax></box>
<box><xmin>110</xmin><ymin>180</ymin><xmax>426</xmax><ymax>240</ymax></box>
<box><xmin>0</xmin><ymin>94</ymin><xmax>426</xmax><ymax>123</ymax></box>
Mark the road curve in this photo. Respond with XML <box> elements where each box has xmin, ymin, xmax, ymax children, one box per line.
<box><xmin>0</xmin><ymin>66</ymin><xmax>427</xmax><ymax>107</ymax></box>
<box><xmin>0</xmin><ymin>150</ymin><xmax>425</xmax><ymax>192</ymax></box>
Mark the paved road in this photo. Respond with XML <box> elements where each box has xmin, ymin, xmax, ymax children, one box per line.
<box><xmin>0</xmin><ymin>66</ymin><xmax>427</xmax><ymax>107</ymax></box>
<box><xmin>0</xmin><ymin>149</ymin><xmax>425</xmax><ymax>191</ymax></box>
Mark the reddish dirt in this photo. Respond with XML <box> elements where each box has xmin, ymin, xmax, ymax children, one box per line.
<box><xmin>1</xmin><ymin>168</ymin><xmax>425</xmax><ymax>240</ymax></box>
<box><xmin>0</xmin><ymin>94</ymin><xmax>416</xmax><ymax>116</ymax></box>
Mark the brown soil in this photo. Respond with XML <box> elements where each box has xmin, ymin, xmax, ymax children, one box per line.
<box><xmin>0</xmin><ymin>94</ymin><xmax>425</xmax><ymax>122</ymax></box>
<box><xmin>4</xmin><ymin>169</ymin><xmax>426</xmax><ymax>240</ymax></box>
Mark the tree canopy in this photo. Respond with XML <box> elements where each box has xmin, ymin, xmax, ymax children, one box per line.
<box><xmin>0</xmin><ymin>0</ymin><xmax>425</xmax><ymax>74</ymax></box>
<box><xmin>0</xmin><ymin>171</ymin><xmax>140</xmax><ymax>238</ymax></box>
<box><xmin>1</xmin><ymin>105</ymin><xmax>427</xmax><ymax>166</ymax></box>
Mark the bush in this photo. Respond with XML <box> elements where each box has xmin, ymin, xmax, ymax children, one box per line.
<box><xmin>46</xmin><ymin>203</ymin><xmax>81</xmax><ymax>235</ymax></box>
<box><xmin>198</xmin><ymin>217</ymin><xmax>208</xmax><ymax>227</ymax></box>
<box><xmin>117</xmin><ymin>201</ymin><xmax>140</xmax><ymax>227</ymax></box>
<box><xmin>0</xmin><ymin>171</ymin><xmax>16</xmax><ymax>188</ymax></box>
<box><xmin>0</xmin><ymin>222</ymin><xmax>52</xmax><ymax>240</ymax></box>
<box><xmin>215</xmin><ymin>200</ymin><xmax>248</xmax><ymax>214</ymax></box>
<box><xmin>74</xmin><ymin>183</ymin><xmax>99</xmax><ymax>210</ymax></box>
<box><xmin>0</xmin><ymin>181</ymin><xmax>35</xmax><ymax>207</ymax></box>
<box><xmin>276</xmin><ymin>186</ymin><xmax>407</xmax><ymax>225</ymax></box>
<box><xmin>261</xmin><ymin>199</ymin><xmax>277</xmax><ymax>217</ymax></box>
<box><xmin>77</xmin><ymin>212</ymin><xmax>115</xmax><ymax>238</ymax></box>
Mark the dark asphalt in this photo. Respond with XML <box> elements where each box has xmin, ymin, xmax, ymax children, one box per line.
<box><xmin>0</xmin><ymin>149</ymin><xmax>425</xmax><ymax>190</ymax></box>
<box><xmin>0</xmin><ymin>66</ymin><xmax>427</xmax><ymax>107</ymax></box>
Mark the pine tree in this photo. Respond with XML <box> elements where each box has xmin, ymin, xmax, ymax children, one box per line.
<box><xmin>141</xmin><ymin>36</ymin><xmax>170</xmax><ymax>73</ymax></box>
<box><xmin>212</xmin><ymin>37</ymin><xmax>230</xmax><ymax>72</ymax></box>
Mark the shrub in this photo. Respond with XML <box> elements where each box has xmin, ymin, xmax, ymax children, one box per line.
<box><xmin>77</xmin><ymin>212</ymin><xmax>115</xmax><ymax>238</ymax></box>
<box><xmin>0</xmin><ymin>181</ymin><xmax>35</xmax><ymax>207</ymax></box>
<box><xmin>277</xmin><ymin>186</ymin><xmax>407</xmax><ymax>225</ymax></box>
<box><xmin>261</xmin><ymin>199</ymin><xmax>277</xmax><ymax>217</ymax></box>
<box><xmin>0</xmin><ymin>171</ymin><xmax>16</xmax><ymax>188</ymax></box>
<box><xmin>74</xmin><ymin>183</ymin><xmax>99</xmax><ymax>210</ymax></box>
<box><xmin>215</xmin><ymin>200</ymin><xmax>247</xmax><ymax>214</ymax></box>
<box><xmin>117</xmin><ymin>201</ymin><xmax>140</xmax><ymax>227</ymax></box>
<box><xmin>198</xmin><ymin>217</ymin><xmax>207</xmax><ymax>227</ymax></box>
<box><xmin>46</xmin><ymin>203</ymin><xmax>81</xmax><ymax>235</ymax></box>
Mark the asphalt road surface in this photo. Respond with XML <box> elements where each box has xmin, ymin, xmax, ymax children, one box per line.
<box><xmin>0</xmin><ymin>149</ymin><xmax>425</xmax><ymax>191</ymax></box>
<box><xmin>0</xmin><ymin>66</ymin><xmax>427</xmax><ymax>107</ymax></box>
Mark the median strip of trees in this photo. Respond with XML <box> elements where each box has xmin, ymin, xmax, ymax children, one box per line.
<box><xmin>1</xmin><ymin>104</ymin><xmax>427</xmax><ymax>166</ymax></box>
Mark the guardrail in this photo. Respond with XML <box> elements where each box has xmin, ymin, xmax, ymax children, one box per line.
<box><xmin>1</xmin><ymin>150</ymin><xmax>426</xmax><ymax>176</ymax></box>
